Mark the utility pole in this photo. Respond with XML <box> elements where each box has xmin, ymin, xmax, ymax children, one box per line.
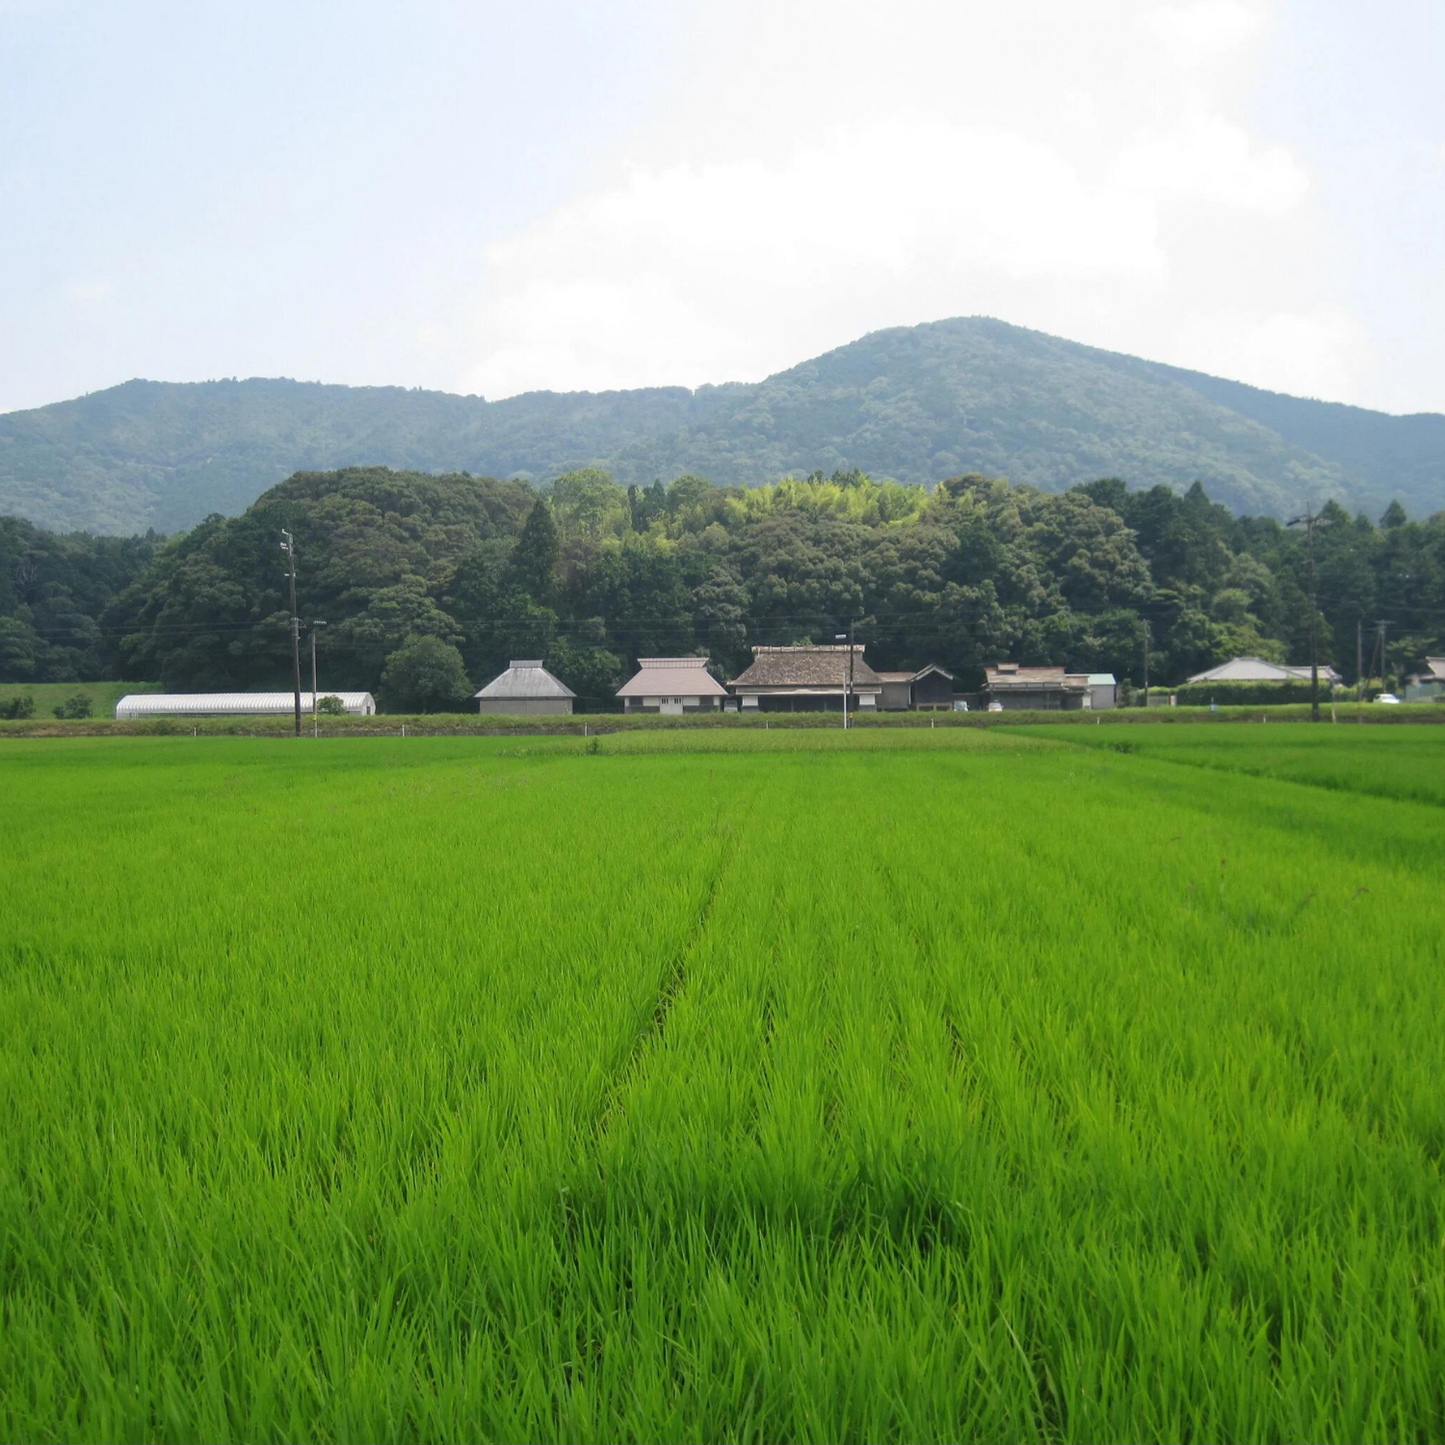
<box><xmin>310</xmin><ymin>620</ymin><xmax>327</xmax><ymax>733</ymax></box>
<box><xmin>1288</xmin><ymin>506</ymin><xmax>1332</xmax><ymax>722</ymax></box>
<box><xmin>1371</xmin><ymin>620</ymin><xmax>1392</xmax><ymax>695</ymax></box>
<box><xmin>1357</xmin><ymin>617</ymin><xmax>1364</xmax><ymax>721</ymax></box>
<box><xmin>835</xmin><ymin>623</ymin><xmax>854</xmax><ymax>728</ymax></box>
<box><xmin>1141</xmin><ymin>619</ymin><xmax>1150</xmax><ymax>706</ymax></box>
<box><xmin>280</xmin><ymin>529</ymin><xmax>302</xmax><ymax>737</ymax></box>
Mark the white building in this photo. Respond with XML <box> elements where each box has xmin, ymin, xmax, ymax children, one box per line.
<box><xmin>115</xmin><ymin>692</ymin><xmax>375</xmax><ymax>718</ymax></box>
<box><xmin>615</xmin><ymin>657</ymin><xmax>730</xmax><ymax>714</ymax></box>
<box><xmin>1087</xmin><ymin>673</ymin><xmax>1117</xmax><ymax>709</ymax></box>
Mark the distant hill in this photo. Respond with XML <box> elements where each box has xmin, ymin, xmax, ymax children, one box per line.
<box><xmin>3</xmin><ymin>317</ymin><xmax>1442</xmax><ymax>534</ymax></box>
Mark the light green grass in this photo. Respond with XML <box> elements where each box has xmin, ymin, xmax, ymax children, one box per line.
<box><xmin>1036</xmin><ymin>720</ymin><xmax>1445</xmax><ymax>808</ymax></box>
<box><xmin>2</xmin><ymin>731</ymin><xmax>1443</xmax><ymax>1442</ymax></box>
<box><xmin>0</xmin><ymin>680</ymin><xmax>159</xmax><ymax>719</ymax></box>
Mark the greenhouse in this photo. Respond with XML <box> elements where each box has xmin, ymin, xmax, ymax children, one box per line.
<box><xmin>114</xmin><ymin>692</ymin><xmax>376</xmax><ymax>719</ymax></box>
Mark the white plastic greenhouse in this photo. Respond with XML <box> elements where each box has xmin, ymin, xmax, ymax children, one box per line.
<box><xmin>114</xmin><ymin>692</ymin><xmax>376</xmax><ymax>719</ymax></box>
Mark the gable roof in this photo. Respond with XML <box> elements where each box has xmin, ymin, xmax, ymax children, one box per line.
<box><xmin>874</xmin><ymin>663</ymin><xmax>957</xmax><ymax>685</ymax></box>
<box><xmin>616</xmin><ymin>657</ymin><xmax>729</xmax><ymax>698</ymax></box>
<box><xmin>1425</xmin><ymin>658</ymin><xmax>1445</xmax><ymax>682</ymax></box>
<box><xmin>729</xmin><ymin>645</ymin><xmax>883</xmax><ymax>690</ymax></box>
<box><xmin>474</xmin><ymin>660</ymin><xmax>576</xmax><ymax>700</ymax></box>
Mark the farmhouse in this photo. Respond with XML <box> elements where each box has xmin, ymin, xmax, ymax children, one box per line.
<box><xmin>115</xmin><ymin>692</ymin><xmax>375</xmax><ymax>718</ymax></box>
<box><xmin>984</xmin><ymin>664</ymin><xmax>1091</xmax><ymax>710</ymax></box>
<box><xmin>1185</xmin><ymin>657</ymin><xmax>1343</xmax><ymax>686</ymax></box>
<box><xmin>874</xmin><ymin>664</ymin><xmax>956</xmax><ymax>711</ymax></box>
<box><xmin>474</xmin><ymin>660</ymin><xmax>575</xmax><ymax>715</ymax></box>
<box><xmin>616</xmin><ymin>657</ymin><xmax>730</xmax><ymax>714</ymax></box>
<box><xmin>728</xmin><ymin>645</ymin><xmax>883</xmax><ymax>712</ymax></box>
<box><xmin>1405</xmin><ymin>657</ymin><xmax>1445</xmax><ymax>701</ymax></box>
<box><xmin>1087</xmin><ymin>673</ymin><xmax>1118</xmax><ymax>709</ymax></box>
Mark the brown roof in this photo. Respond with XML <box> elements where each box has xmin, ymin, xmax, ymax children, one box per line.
<box><xmin>874</xmin><ymin>671</ymin><xmax>917</xmax><ymax>683</ymax></box>
<box><xmin>616</xmin><ymin>657</ymin><xmax>728</xmax><ymax>698</ymax></box>
<box><xmin>985</xmin><ymin>664</ymin><xmax>1088</xmax><ymax>691</ymax></box>
<box><xmin>730</xmin><ymin>646</ymin><xmax>883</xmax><ymax>690</ymax></box>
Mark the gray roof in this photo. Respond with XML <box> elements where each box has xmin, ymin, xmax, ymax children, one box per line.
<box><xmin>1087</xmin><ymin>673</ymin><xmax>1117</xmax><ymax>686</ymax></box>
<box><xmin>474</xmin><ymin>661</ymin><xmax>576</xmax><ymax>700</ymax></box>
<box><xmin>986</xmin><ymin>665</ymin><xmax>1088</xmax><ymax>691</ymax></box>
<box><xmin>1185</xmin><ymin>657</ymin><xmax>1342</xmax><ymax>685</ymax></box>
<box><xmin>616</xmin><ymin>657</ymin><xmax>728</xmax><ymax>698</ymax></box>
<box><xmin>729</xmin><ymin>646</ymin><xmax>883</xmax><ymax>690</ymax></box>
<box><xmin>1425</xmin><ymin>658</ymin><xmax>1445</xmax><ymax>682</ymax></box>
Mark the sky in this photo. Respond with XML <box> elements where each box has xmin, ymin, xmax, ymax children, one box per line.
<box><xmin>1</xmin><ymin>0</ymin><xmax>1441</xmax><ymax>417</ymax></box>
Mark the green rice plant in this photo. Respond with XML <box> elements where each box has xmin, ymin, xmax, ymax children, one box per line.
<box><xmin>1</xmin><ymin>731</ymin><xmax>1443</xmax><ymax>1441</ymax></box>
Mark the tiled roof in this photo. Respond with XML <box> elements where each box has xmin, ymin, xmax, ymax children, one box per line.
<box><xmin>616</xmin><ymin>658</ymin><xmax>728</xmax><ymax>698</ymax></box>
<box><xmin>985</xmin><ymin>665</ymin><xmax>1087</xmax><ymax>690</ymax></box>
<box><xmin>730</xmin><ymin>646</ymin><xmax>883</xmax><ymax>689</ymax></box>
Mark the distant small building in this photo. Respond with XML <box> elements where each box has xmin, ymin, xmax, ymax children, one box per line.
<box><xmin>1087</xmin><ymin>673</ymin><xmax>1117</xmax><ymax>710</ymax></box>
<box><xmin>474</xmin><ymin>661</ymin><xmax>575</xmax><ymax>715</ymax></box>
<box><xmin>984</xmin><ymin>664</ymin><xmax>1090</xmax><ymax>711</ymax></box>
<box><xmin>1185</xmin><ymin>657</ymin><xmax>1342</xmax><ymax>686</ymax></box>
<box><xmin>1405</xmin><ymin>658</ymin><xmax>1445</xmax><ymax>702</ymax></box>
<box><xmin>728</xmin><ymin>645</ymin><xmax>882</xmax><ymax>712</ymax></box>
<box><xmin>875</xmin><ymin>664</ymin><xmax>956</xmax><ymax>711</ymax></box>
<box><xmin>115</xmin><ymin>691</ymin><xmax>375</xmax><ymax>718</ymax></box>
<box><xmin>616</xmin><ymin>657</ymin><xmax>729</xmax><ymax>714</ymax></box>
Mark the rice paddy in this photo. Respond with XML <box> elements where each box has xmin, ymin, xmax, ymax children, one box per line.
<box><xmin>2</xmin><ymin>726</ymin><xmax>1443</xmax><ymax>1442</ymax></box>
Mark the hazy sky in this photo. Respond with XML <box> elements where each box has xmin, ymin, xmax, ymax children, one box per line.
<box><xmin>1</xmin><ymin>0</ymin><xmax>1441</xmax><ymax>416</ymax></box>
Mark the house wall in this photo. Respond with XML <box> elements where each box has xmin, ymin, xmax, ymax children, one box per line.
<box><xmin>879</xmin><ymin>680</ymin><xmax>912</xmax><ymax>711</ymax></box>
<box><xmin>1090</xmin><ymin>683</ymin><xmax>1117</xmax><ymax>710</ymax></box>
<box><xmin>993</xmin><ymin>689</ymin><xmax>1085</xmax><ymax>711</ymax></box>
<box><xmin>624</xmin><ymin>696</ymin><xmax>722</xmax><ymax>713</ymax></box>
<box><xmin>478</xmin><ymin>698</ymin><xmax>573</xmax><ymax>715</ymax></box>
<box><xmin>913</xmin><ymin>672</ymin><xmax>953</xmax><ymax>709</ymax></box>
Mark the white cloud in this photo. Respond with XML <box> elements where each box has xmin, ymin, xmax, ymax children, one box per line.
<box><xmin>1146</xmin><ymin>1</ymin><xmax>1264</xmax><ymax>64</ymax></box>
<box><xmin>452</xmin><ymin>0</ymin><xmax>1342</xmax><ymax>409</ymax></box>
<box><xmin>464</xmin><ymin>118</ymin><xmax>1167</xmax><ymax>398</ymax></box>
<box><xmin>1111</xmin><ymin>114</ymin><xmax>1309</xmax><ymax>212</ymax></box>
<box><xmin>1173</xmin><ymin>309</ymin><xmax>1371</xmax><ymax>402</ymax></box>
<box><xmin>65</xmin><ymin>277</ymin><xmax>113</xmax><ymax>303</ymax></box>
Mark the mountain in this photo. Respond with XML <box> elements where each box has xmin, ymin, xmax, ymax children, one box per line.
<box><xmin>3</xmin><ymin>317</ymin><xmax>1442</xmax><ymax>534</ymax></box>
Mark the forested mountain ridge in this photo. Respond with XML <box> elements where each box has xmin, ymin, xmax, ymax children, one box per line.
<box><xmin>4</xmin><ymin>317</ymin><xmax>1442</xmax><ymax>534</ymax></box>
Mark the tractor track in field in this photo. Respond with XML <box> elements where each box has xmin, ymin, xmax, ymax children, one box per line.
<box><xmin>591</xmin><ymin>812</ymin><xmax>735</xmax><ymax>1139</ymax></box>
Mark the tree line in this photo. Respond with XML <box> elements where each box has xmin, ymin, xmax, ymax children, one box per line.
<box><xmin>2</xmin><ymin>466</ymin><xmax>1443</xmax><ymax>709</ymax></box>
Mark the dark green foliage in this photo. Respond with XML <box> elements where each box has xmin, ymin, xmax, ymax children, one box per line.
<box><xmin>6</xmin><ymin>319</ymin><xmax>1445</xmax><ymax>535</ymax></box>
<box><xmin>0</xmin><ymin>694</ymin><xmax>35</xmax><ymax>719</ymax></box>
<box><xmin>5</xmin><ymin>459</ymin><xmax>1445</xmax><ymax>700</ymax></box>
<box><xmin>51</xmin><ymin>693</ymin><xmax>93</xmax><ymax>719</ymax></box>
<box><xmin>316</xmin><ymin>694</ymin><xmax>347</xmax><ymax>716</ymax></box>
<box><xmin>1175</xmin><ymin>681</ymin><xmax>1332</xmax><ymax>707</ymax></box>
<box><xmin>379</xmin><ymin>637</ymin><xmax>472</xmax><ymax>713</ymax></box>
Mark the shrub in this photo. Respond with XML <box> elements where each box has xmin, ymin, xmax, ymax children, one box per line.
<box><xmin>0</xmin><ymin>694</ymin><xmax>36</xmax><ymax>720</ymax></box>
<box><xmin>51</xmin><ymin>693</ymin><xmax>93</xmax><ymax>720</ymax></box>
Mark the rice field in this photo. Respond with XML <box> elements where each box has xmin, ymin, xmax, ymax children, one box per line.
<box><xmin>2</xmin><ymin>727</ymin><xmax>1443</xmax><ymax>1442</ymax></box>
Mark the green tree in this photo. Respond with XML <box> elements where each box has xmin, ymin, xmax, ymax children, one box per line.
<box><xmin>507</xmin><ymin>499</ymin><xmax>561</xmax><ymax>604</ymax></box>
<box><xmin>380</xmin><ymin>636</ymin><xmax>472</xmax><ymax>713</ymax></box>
